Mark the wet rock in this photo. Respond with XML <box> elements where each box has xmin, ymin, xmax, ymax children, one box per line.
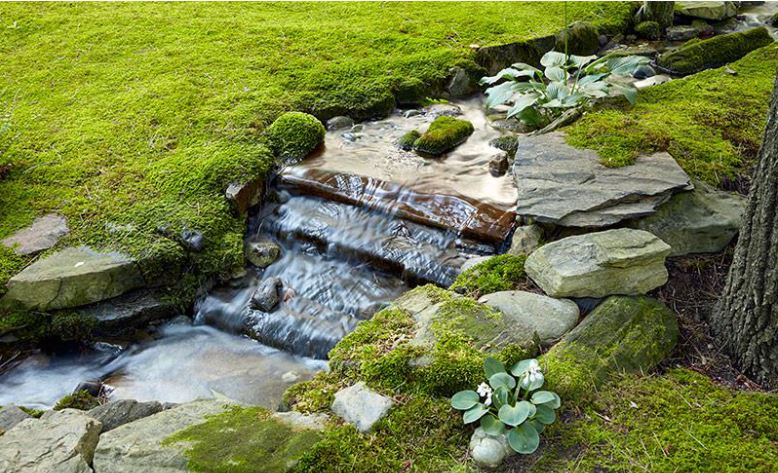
<box><xmin>446</xmin><ymin>66</ymin><xmax>472</xmax><ymax>98</ymax></box>
<box><xmin>2</xmin><ymin>246</ymin><xmax>145</xmax><ymax>311</ymax></box>
<box><xmin>1</xmin><ymin>213</ymin><xmax>69</xmax><ymax>256</ymax></box>
<box><xmin>633</xmin><ymin>64</ymin><xmax>656</xmax><ymax>79</ymax></box>
<box><xmin>488</xmin><ymin>151</ymin><xmax>510</xmax><ymax>177</ymax></box>
<box><xmin>508</xmin><ymin>224</ymin><xmax>543</xmax><ymax>256</ymax></box>
<box><xmin>74</xmin><ymin>379</ymin><xmax>104</xmax><ymax>397</ymax></box>
<box><xmin>397</xmin><ymin>129</ymin><xmax>421</xmax><ymax>150</ymax></box>
<box><xmin>87</xmin><ymin>399</ymin><xmax>164</xmax><ymax>432</ymax></box>
<box><xmin>77</xmin><ymin>289</ymin><xmax>179</xmax><ymax>336</ymax></box>
<box><xmin>512</xmin><ymin>132</ymin><xmax>692</xmax><ymax>227</ymax></box>
<box><xmin>226</xmin><ymin>178</ymin><xmax>264</xmax><ymax>215</ymax></box>
<box><xmin>666</xmin><ymin>25</ymin><xmax>699</xmax><ymax>42</ymax></box>
<box><xmin>478</xmin><ymin>290</ymin><xmax>579</xmax><ymax>345</ymax></box>
<box><xmin>326</xmin><ymin>115</ymin><xmax>354</xmax><ymax>131</ymax></box>
<box><xmin>250</xmin><ymin>277</ymin><xmax>281</xmax><ymax>312</ymax></box>
<box><xmin>635</xmin><ymin>21</ymin><xmax>661</xmax><ymax>40</ymax></box>
<box><xmin>631</xmin><ymin>181</ymin><xmax>746</xmax><ymax>256</ymax></box>
<box><xmin>180</xmin><ymin>228</ymin><xmax>204</xmax><ymax>252</ymax></box>
<box><xmin>413</xmin><ymin>116</ymin><xmax>474</xmax><ymax>156</ymax></box>
<box><xmin>422</xmin><ymin>103</ymin><xmax>462</xmax><ymax>117</ymax></box>
<box><xmin>93</xmin><ymin>400</ymin><xmax>231</xmax><ymax>473</ymax></box>
<box><xmin>677</xmin><ymin>1</ymin><xmax>739</xmax><ymax>21</ymax></box>
<box><xmin>461</xmin><ymin>255</ymin><xmax>491</xmax><ymax>272</ymax></box>
<box><xmin>246</xmin><ymin>238</ymin><xmax>281</xmax><ymax>268</ymax></box>
<box><xmin>0</xmin><ymin>409</ymin><xmax>102</xmax><ymax>473</ymax></box>
<box><xmin>341</xmin><ymin>132</ymin><xmax>360</xmax><ymax>142</ymax></box>
<box><xmin>488</xmin><ymin>135</ymin><xmax>519</xmax><ymax>158</ymax></box>
<box><xmin>692</xmin><ymin>19</ymin><xmax>715</xmax><ymax>37</ymax></box>
<box><xmin>469</xmin><ymin>427</ymin><xmax>512</xmax><ymax>469</ymax></box>
<box><xmin>0</xmin><ymin>405</ymin><xmax>32</xmax><ymax>433</ymax></box>
<box><xmin>526</xmin><ymin>228</ymin><xmax>671</xmax><ymax>298</ymax></box>
<box><xmin>402</xmin><ymin>109</ymin><xmax>421</xmax><ymax>118</ymax></box>
<box><xmin>331</xmin><ymin>382</ymin><xmax>393</xmax><ymax>432</ymax></box>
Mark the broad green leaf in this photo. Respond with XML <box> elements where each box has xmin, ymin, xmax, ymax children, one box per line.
<box><xmin>537</xmin><ymin>391</ymin><xmax>561</xmax><ymax>409</ymax></box>
<box><xmin>480</xmin><ymin>414</ymin><xmax>505</xmax><ymax>436</ymax></box>
<box><xmin>493</xmin><ymin>386</ymin><xmax>511</xmax><ymax>409</ymax></box>
<box><xmin>451</xmin><ymin>390</ymin><xmax>480</xmax><ymax>410</ymax></box>
<box><xmin>617</xmin><ymin>84</ymin><xmax>638</xmax><ymax>105</ymax></box>
<box><xmin>510</xmin><ymin>359</ymin><xmax>539</xmax><ymax>377</ymax></box>
<box><xmin>519</xmin><ymin>371</ymin><xmax>545</xmax><ymax>391</ymax></box>
<box><xmin>528</xmin><ymin>419</ymin><xmax>546</xmax><ymax>434</ymax></box>
<box><xmin>516</xmin><ymin>107</ymin><xmax>544</xmax><ymax>127</ymax></box>
<box><xmin>489</xmin><ymin>372</ymin><xmax>516</xmax><ymax>390</ymax></box>
<box><xmin>480</xmin><ymin>67</ymin><xmax>522</xmax><ymax>85</ymax></box>
<box><xmin>506</xmin><ymin>93</ymin><xmax>539</xmax><ymax>118</ymax></box>
<box><xmin>540</xmin><ymin>51</ymin><xmax>566</xmax><ymax>68</ymax></box>
<box><xmin>569</xmin><ymin>54</ymin><xmax>598</xmax><ymax>69</ymax></box>
<box><xmin>511</xmin><ymin>62</ymin><xmax>543</xmax><ymax>76</ymax></box>
<box><xmin>530</xmin><ymin>391</ymin><xmax>556</xmax><ymax>405</ymax></box>
<box><xmin>484</xmin><ymin>82</ymin><xmax>515</xmax><ymax>108</ymax></box>
<box><xmin>463</xmin><ymin>403</ymin><xmax>490</xmax><ymax>424</ymax></box>
<box><xmin>543</xmin><ymin>98</ymin><xmax>564</xmax><ymax>108</ymax></box>
<box><xmin>533</xmin><ymin>404</ymin><xmax>557</xmax><ymax>425</ymax></box>
<box><xmin>507</xmin><ymin>422</ymin><xmax>541</xmax><ymax>454</ymax></box>
<box><xmin>484</xmin><ymin>357</ymin><xmax>506</xmax><ymax>378</ymax></box>
<box><xmin>498</xmin><ymin>400</ymin><xmax>535</xmax><ymax>427</ymax></box>
<box><xmin>544</xmin><ymin>66</ymin><xmax>565</xmax><ymax>82</ymax></box>
<box><xmin>577</xmin><ymin>73</ymin><xmax>607</xmax><ymax>86</ymax></box>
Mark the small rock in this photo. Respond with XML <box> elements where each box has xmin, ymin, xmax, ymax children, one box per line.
<box><xmin>666</xmin><ymin>25</ymin><xmax>699</xmax><ymax>42</ymax></box>
<box><xmin>403</xmin><ymin>109</ymin><xmax>421</xmax><ymax>118</ymax></box>
<box><xmin>331</xmin><ymin>381</ymin><xmax>393</xmax><ymax>433</ymax></box>
<box><xmin>1</xmin><ymin>213</ymin><xmax>69</xmax><ymax>256</ymax></box>
<box><xmin>725</xmin><ymin>66</ymin><xmax>738</xmax><ymax>76</ymax></box>
<box><xmin>488</xmin><ymin>135</ymin><xmax>519</xmax><ymax>158</ymax></box>
<box><xmin>446</xmin><ymin>66</ymin><xmax>472</xmax><ymax>98</ymax></box>
<box><xmin>74</xmin><ymin>379</ymin><xmax>104</xmax><ymax>397</ymax></box>
<box><xmin>180</xmin><ymin>228</ymin><xmax>205</xmax><ymax>252</ymax></box>
<box><xmin>460</xmin><ymin>255</ymin><xmax>491</xmax><ymax>272</ymax></box>
<box><xmin>281</xmin><ymin>370</ymin><xmax>301</xmax><ymax>383</ymax></box>
<box><xmin>87</xmin><ymin>399</ymin><xmax>164</xmax><ymax>432</ymax></box>
<box><xmin>488</xmin><ymin>151</ymin><xmax>510</xmax><ymax>177</ymax></box>
<box><xmin>635</xmin><ymin>74</ymin><xmax>672</xmax><ymax>89</ymax></box>
<box><xmin>478</xmin><ymin>290</ymin><xmax>579</xmax><ymax>345</ymax></box>
<box><xmin>508</xmin><ymin>224</ymin><xmax>543</xmax><ymax>256</ymax></box>
<box><xmin>422</xmin><ymin>103</ymin><xmax>462</xmax><ymax>117</ymax></box>
<box><xmin>598</xmin><ymin>34</ymin><xmax>609</xmax><ymax>46</ymax></box>
<box><xmin>469</xmin><ymin>427</ymin><xmax>513</xmax><ymax>469</ymax></box>
<box><xmin>245</xmin><ymin>238</ymin><xmax>281</xmax><ymax>268</ymax></box>
<box><xmin>0</xmin><ymin>405</ymin><xmax>32</xmax><ymax>432</ymax></box>
<box><xmin>633</xmin><ymin>64</ymin><xmax>656</xmax><ymax>80</ymax></box>
<box><xmin>326</xmin><ymin>116</ymin><xmax>354</xmax><ymax>131</ymax></box>
<box><xmin>225</xmin><ymin>179</ymin><xmax>264</xmax><ymax>215</ymax></box>
<box><xmin>350</xmin><ymin>124</ymin><xmax>364</xmax><ymax>133</ymax></box>
<box><xmin>341</xmin><ymin>132</ymin><xmax>360</xmax><ymax>142</ymax></box>
<box><xmin>250</xmin><ymin>277</ymin><xmax>281</xmax><ymax>312</ymax></box>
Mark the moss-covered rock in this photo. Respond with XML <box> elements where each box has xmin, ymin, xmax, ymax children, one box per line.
<box><xmin>541</xmin><ymin>296</ymin><xmax>679</xmax><ymax>404</ymax></box>
<box><xmin>397</xmin><ymin>130</ymin><xmax>421</xmax><ymax>151</ymax></box>
<box><xmin>635</xmin><ymin>21</ymin><xmax>661</xmax><ymax>40</ymax></box>
<box><xmin>53</xmin><ymin>390</ymin><xmax>100</xmax><ymax>411</ymax></box>
<box><xmin>412</xmin><ymin>116</ymin><xmax>474</xmax><ymax>156</ymax></box>
<box><xmin>265</xmin><ymin>112</ymin><xmax>325</xmax><ymax>163</ymax></box>
<box><xmin>488</xmin><ymin>135</ymin><xmax>519</xmax><ymax>158</ymax></box>
<box><xmin>657</xmin><ymin>27</ymin><xmax>774</xmax><ymax>76</ymax></box>
<box><xmin>450</xmin><ymin>254</ymin><xmax>527</xmax><ymax>298</ymax></box>
<box><xmin>393</xmin><ymin>78</ymin><xmax>428</xmax><ymax>106</ymax></box>
<box><xmin>555</xmin><ymin>21</ymin><xmax>600</xmax><ymax>56</ymax></box>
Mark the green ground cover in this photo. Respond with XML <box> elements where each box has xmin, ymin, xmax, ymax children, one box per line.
<box><xmin>0</xmin><ymin>2</ymin><xmax>632</xmax><ymax>295</ymax></box>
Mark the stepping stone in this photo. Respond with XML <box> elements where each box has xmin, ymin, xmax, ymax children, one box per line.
<box><xmin>0</xmin><ymin>405</ymin><xmax>32</xmax><ymax>433</ymax></box>
<box><xmin>1</xmin><ymin>213</ymin><xmax>69</xmax><ymax>256</ymax></box>
<box><xmin>507</xmin><ymin>224</ymin><xmax>543</xmax><ymax>256</ymax></box>
<box><xmin>2</xmin><ymin>246</ymin><xmax>146</xmax><ymax>310</ymax></box>
<box><xmin>87</xmin><ymin>399</ymin><xmax>165</xmax><ymax>432</ymax></box>
<box><xmin>331</xmin><ymin>382</ymin><xmax>393</xmax><ymax>433</ymax></box>
<box><xmin>525</xmin><ymin>228</ymin><xmax>671</xmax><ymax>298</ymax></box>
<box><xmin>478</xmin><ymin>290</ymin><xmax>579</xmax><ymax>345</ymax></box>
<box><xmin>512</xmin><ymin>132</ymin><xmax>692</xmax><ymax>227</ymax></box>
<box><xmin>630</xmin><ymin>181</ymin><xmax>747</xmax><ymax>256</ymax></box>
<box><xmin>0</xmin><ymin>409</ymin><xmax>102</xmax><ymax>473</ymax></box>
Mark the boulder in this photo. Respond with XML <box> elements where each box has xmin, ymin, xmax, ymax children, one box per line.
<box><xmin>446</xmin><ymin>66</ymin><xmax>473</xmax><ymax>98</ymax></box>
<box><xmin>413</xmin><ymin>116</ymin><xmax>474</xmax><ymax>156</ymax></box>
<box><xmin>677</xmin><ymin>1</ymin><xmax>739</xmax><ymax>21</ymax></box>
<box><xmin>512</xmin><ymin>132</ymin><xmax>692</xmax><ymax>227</ymax></box>
<box><xmin>1</xmin><ymin>214</ymin><xmax>69</xmax><ymax>256</ymax></box>
<box><xmin>469</xmin><ymin>427</ymin><xmax>513</xmax><ymax>469</ymax></box>
<box><xmin>246</xmin><ymin>238</ymin><xmax>281</xmax><ymax>268</ymax></box>
<box><xmin>0</xmin><ymin>409</ymin><xmax>102</xmax><ymax>473</ymax></box>
<box><xmin>508</xmin><ymin>224</ymin><xmax>543</xmax><ymax>256</ymax></box>
<box><xmin>76</xmin><ymin>289</ymin><xmax>179</xmax><ymax>336</ymax></box>
<box><xmin>325</xmin><ymin>116</ymin><xmax>354</xmax><ymax>131</ymax></box>
<box><xmin>92</xmin><ymin>400</ymin><xmax>230</xmax><ymax>473</ymax></box>
<box><xmin>250</xmin><ymin>277</ymin><xmax>281</xmax><ymax>312</ymax></box>
<box><xmin>478</xmin><ymin>290</ymin><xmax>579</xmax><ymax>345</ymax></box>
<box><xmin>87</xmin><ymin>399</ymin><xmax>164</xmax><ymax>432</ymax></box>
<box><xmin>631</xmin><ymin>182</ymin><xmax>746</xmax><ymax>256</ymax></box>
<box><xmin>542</xmin><ymin>296</ymin><xmax>679</xmax><ymax>402</ymax></box>
<box><xmin>525</xmin><ymin>228</ymin><xmax>671</xmax><ymax>298</ymax></box>
<box><xmin>2</xmin><ymin>246</ymin><xmax>146</xmax><ymax>311</ymax></box>
<box><xmin>331</xmin><ymin>382</ymin><xmax>393</xmax><ymax>433</ymax></box>
<box><xmin>0</xmin><ymin>405</ymin><xmax>32</xmax><ymax>433</ymax></box>
<box><xmin>461</xmin><ymin>255</ymin><xmax>491</xmax><ymax>272</ymax></box>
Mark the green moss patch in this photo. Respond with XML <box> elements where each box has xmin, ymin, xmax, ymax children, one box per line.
<box><xmin>566</xmin><ymin>43</ymin><xmax>778</xmax><ymax>185</ymax></box>
<box><xmin>265</xmin><ymin>112</ymin><xmax>325</xmax><ymax>163</ymax></box>
<box><xmin>450</xmin><ymin>254</ymin><xmax>528</xmax><ymax>298</ymax></box>
<box><xmin>413</xmin><ymin>116</ymin><xmax>474</xmax><ymax>155</ymax></box>
<box><xmin>53</xmin><ymin>390</ymin><xmax>99</xmax><ymax>411</ymax></box>
<box><xmin>634</xmin><ymin>20</ymin><xmax>660</xmax><ymax>40</ymax></box>
<box><xmin>555</xmin><ymin>21</ymin><xmax>600</xmax><ymax>56</ymax></box>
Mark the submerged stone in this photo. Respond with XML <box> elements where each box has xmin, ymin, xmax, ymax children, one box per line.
<box><xmin>246</xmin><ymin>237</ymin><xmax>281</xmax><ymax>268</ymax></box>
<box><xmin>76</xmin><ymin>288</ymin><xmax>179</xmax><ymax>336</ymax></box>
<box><xmin>666</xmin><ymin>25</ymin><xmax>699</xmax><ymax>42</ymax></box>
<box><xmin>331</xmin><ymin>381</ymin><xmax>393</xmax><ymax>432</ymax></box>
<box><xmin>1</xmin><ymin>213</ymin><xmax>69</xmax><ymax>256</ymax></box>
<box><xmin>421</xmin><ymin>103</ymin><xmax>462</xmax><ymax>117</ymax></box>
<box><xmin>250</xmin><ymin>276</ymin><xmax>281</xmax><ymax>312</ymax></box>
<box><xmin>525</xmin><ymin>228</ymin><xmax>671</xmax><ymax>298</ymax></box>
<box><xmin>413</xmin><ymin>116</ymin><xmax>474</xmax><ymax>156</ymax></box>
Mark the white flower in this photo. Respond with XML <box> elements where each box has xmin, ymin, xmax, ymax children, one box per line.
<box><xmin>518</xmin><ymin>359</ymin><xmax>544</xmax><ymax>391</ymax></box>
<box><xmin>477</xmin><ymin>382</ymin><xmax>493</xmax><ymax>406</ymax></box>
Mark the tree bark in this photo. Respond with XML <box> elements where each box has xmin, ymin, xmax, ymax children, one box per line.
<box><xmin>712</xmin><ymin>71</ymin><xmax>778</xmax><ymax>387</ymax></box>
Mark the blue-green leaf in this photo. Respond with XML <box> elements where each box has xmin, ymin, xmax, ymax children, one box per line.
<box><xmin>480</xmin><ymin>414</ymin><xmax>505</xmax><ymax>436</ymax></box>
<box><xmin>532</xmin><ymin>391</ymin><xmax>561</xmax><ymax>409</ymax></box>
<box><xmin>484</xmin><ymin>357</ymin><xmax>506</xmax><ymax>378</ymax></box>
<box><xmin>463</xmin><ymin>403</ymin><xmax>490</xmax><ymax>424</ymax></box>
<box><xmin>544</xmin><ymin>66</ymin><xmax>566</xmax><ymax>82</ymax></box>
<box><xmin>505</xmin><ymin>94</ymin><xmax>539</xmax><ymax>118</ymax></box>
<box><xmin>533</xmin><ymin>404</ymin><xmax>557</xmax><ymax>425</ymax></box>
<box><xmin>489</xmin><ymin>372</ymin><xmax>516</xmax><ymax>390</ymax></box>
<box><xmin>540</xmin><ymin>51</ymin><xmax>566</xmax><ymax>68</ymax></box>
<box><xmin>493</xmin><ymin>386</ymin><xmax>511</xmax><ymax>409</ymax></box>
<box><xmin>451</xmin><ymin>390</ymin><xmax>480</xmax><ymax>410</ymax></box>
<box><xmin>507</xmin><ymin>422</ymin><xmax>540</xmax><ymax>454</ymax></box>
<box><xmin>510</xmin><ymin>359</ymin><xmax>539</xmax><ymax>377</ymax></box>
<box><xmin>484</xmin><ymin>82</ymin><xmax>515</xmax><ymax>108</ymax></box>
<box><xmin>498</xmin><ymin>401</ymin><xmax>535</xmax><ymax>427</ymax></box>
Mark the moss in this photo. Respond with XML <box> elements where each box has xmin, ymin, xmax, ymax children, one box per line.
<box><xmin>450</xmin><ymin>254</ymin><xmax>527</xmax><ymax>298</ymax></box>
<box><xmin>283</xmin><ymin>371</ymin><xmax>341</xmax><ymax>414</ymax></box>
<box><xmin>488</xmin><ymin>135</ymin><xmax>519</xmax><ymax>158</ymax></box>
<box><xmin>397</xmin><ymin>130</ymin><xmax>421</xmax><ymax>151</ymax></box>
<box><xmin>18</xmin><ymin>406</ymin><xmax>45</xmax><ymax>418</ymax></box>
<box><xmin>556</xmin><ymin>21</ymin><xmax>600</xmax><ymax>56</ymax></box>
<box><xmin>394</xmin><ymin>78</ymin><xmax>428</xmax><ymax>106</ymax></box>
<box><xmin>771</xmin><ymin>12</ymin><xmax>778</xmax><ymax>27</ymax></box>
<box><xmin>566</xmin><ymin>43</ymin><xmax>778</xmax><ymax>185</ymax></box>
<box><xmin>164</xmin><ymin>406</ymin><xmax>322</xmax><ymax>473</ymax></box>
<box><xmin>0</xmin><ymin>308</ymin><xmax>49</xmax><ymax>342</ymax></box>
<box><xmin>265</xmin><ymin>112</ymin><xmax>325</xmax><ymax>163</ymax></box>
<box><xmin>635</xmin><ymin>20</ymin><xmax>660</xmax><ymax>40</ymax></box>
<box><xmin>53</xmin><ymin>390</ymin><xmax>99</xmax><ymax>411</ymax></box>
<box><xmin>657</xmin><ymin>27</ymin><xmax>773</xmax><ymax>76</ymax></box>
<box><xmin>412</xmin><ymin>116</ymin><xmax>474</xmax><ymax>155</ymax></box>
<box><xmin>49</xmin><ymin>311</ymin><xmax>96</xmax><ymax>343</ymax></box>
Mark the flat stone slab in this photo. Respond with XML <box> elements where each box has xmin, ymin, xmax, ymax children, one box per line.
<box><xmin>87</xmin><ymin>399</ymin><xmax>165</xmax><ymax>432</ymax></box>
<box><xmin>331</xmin><ymin>382</ymin><xmax>393</xmax><ymax>433</ymax></box>
<box><xmin>478</xmin><ymin>290</ymin><xmax>579</xmax><ymax>345</ymax></box>
<box><xmin>77</xmin><ymin>289</ymin><xmax>178</xmax><ymax>336</ymax></box>
<box><xmin>513</xmin><ymin>132</ymin><xmax>692</xmax><ymax>227</ymax></box>
<box><xmin>2</xmin><ymin>246</ymin><xmax>145</xmax><ymax>310</ymax></box>
<box><xmin>630</xmin><ymin>181</ymin><xmax>746</xmax><ymax>256</ymax></box>
<box><xmin>0</xmin><ymin>409</ymin><xmax>102</xmax><ymax>473</ymax></box>
<box><xmin>0</xmin><ymin>405</ymin><xmax>32</xmax><ymax>433</ymax></box>
<box><xmin>2</xmin><ymin>214</ymin><xmax>69</xmax><ymax>256</ymax></box>
<box><xmin>525</xmin><ymin>228</ymin><xmax>671</xmax><ymax>298</ymax></box>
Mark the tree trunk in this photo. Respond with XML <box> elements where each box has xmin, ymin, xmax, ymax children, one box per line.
<box><xmin>712</xmin><ymin>71</ymin><xmax>778</xmax><ymax>387</ymax></box>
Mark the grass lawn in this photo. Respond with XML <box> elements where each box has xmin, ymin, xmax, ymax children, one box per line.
<box><xmin>0</xmin><ymin>2</ymin><xmax>633</xmax><ymax>294</ymax></box>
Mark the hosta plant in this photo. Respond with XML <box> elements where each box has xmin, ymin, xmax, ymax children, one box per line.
<box><xmin>451</xmin><ymin>357</ymin><xmax>561</xmax><ymax>455</ymax></box>
<box><xmin>480</xmin><ymin>51</ymin><xmax>650</xmax><ymax>128</ymax></box>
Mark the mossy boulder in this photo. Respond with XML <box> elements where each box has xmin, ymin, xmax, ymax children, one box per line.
<box><xmin>265</xmin><ymin>112</ymin><xmax>326</xmax><ymax>163</ymax></box>
<box><xmin>488</xmin><ymin>135</ymin><xmax>519</xmax><ymax>158</ymax></box>
<box><xmin>635</xmin><ymin>21</ymin><xmax>661</xmax><ymax>40</ymax></box>
<box><xmin>657</xmin><ymin>27</ymin><xmax>774</xmax><ymax>76</ymax></box>
<box><xmin>450</xmin><ymin>254</ymin><xmax>527</xmax><ymax>298</ymax></box>
<box><xmin>412</xmin><ymin>116</ymin><xmax>474</xmax><ymax>156</ymax></box>
<box><xmin>397</xmin><ymin>130</ymin><xmax>421</xmax><ymax>151</ymax></box>
<box><xmin>394</xmin><ymin>78</ymin><xmax>428</xmax><ymax>106</ymax></box>
<box><xmin>555</xmin><ymin>21</ymin><xmax>600</xmax><ymax>56</ymax></box>
<box><xmin>541</xmin><ymin>296</ymin><xmax>679</xmax><ymax>404</ymax></box>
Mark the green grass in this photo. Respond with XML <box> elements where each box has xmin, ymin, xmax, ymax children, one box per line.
<box><xmin>0</xmin><ymin>2</ymin><xmax>633</xmax><ymax>295</ymax></box>
<box><xmin>567</xmin><ymin>43</ymin><xmax>778</xmax><ymax>186</ymax></box>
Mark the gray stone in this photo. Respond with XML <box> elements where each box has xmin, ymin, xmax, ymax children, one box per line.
<box><xmin>92</xmin><ymin>400</ymin><xmax>230</xmax><ymax>473</ymax></box>
<box><xmin>631</xmin><ymin>181</ymin><xmax>746</xmax><ymax>256</ymax></box>
<box><xmin>635</xmin><ymin>74</ymin><xmax>672</xmax><ymax>89</ymax></box>
<box><xmin>326</xmin><ymin>116</ymin><xmax>354</xmax><ymax>131</ymax></box>
<box><xmin>666</xmin><ymin>25</ymin><xmax>700</xmax><ymax>41</ymax></box>
<box><xmin>525</xmin><ymin>228</ymin><xmax>671</xmax><ymax>298</ymax></box>
<box><xmin>446</xmin><ymin>66</ymin><xmax>472</xmax><ymax>98</ymax></box>
<box><xmin>478</xmin><ymin>290</ymin><xmax>579</xmax><ymax>345</ymax></box>
<box><xmin>512</xmin><ymin>132</ymin><xmax>692</xmax><ymax>227</ymax></box>
<box><xmin>76</xmin><ymin>289</ymin><xmax>179</xmax><ymax>336</ymax></box>
<box><xmin>1</xmin><ymin>214</ymin><xmax>69</xmax><ymax>256</ymax></box>
<box><xmin>402</xmin><ymin>109</ymin><xmax>421</xmax><ymax>118</ymax></box>
<box><xmin>633</xmin><ymin>64</ymin><xmax>656</xmax><ymax>80</ymax></box>
<box><xmin>87</xmin><ymin>399</ymin><xmax>164</xmax><ymax>432</ymax></box>
<box><xmin>250</xmin><ymin>277</ymin><xmax>281</xmax><ymax>312</ymax></box>
<box><xmin>2</xmin><ymin>246</ymin><xmax>145</xmax><ymax>311</ymax></box>
<box><xmin>331</xmin><ymin>381</ymin><xmax>393</xmax><ymax>433</ymax></box>
<box><xmin>0</xmin><ymin>409</ymin><xmax>101</xmax><ymax>473</ymax></box>
<box><xmin>488</xmin><ymin>151</ymin><xmax>510</xmax><ymax>177</ymax></box>
<box><xmin>180</xmin><ymin>229</ymin><xmax>204</xmax><ymax>252</ymax></box>
<box><xmin>460</xmin><ymin>255</ymin><xmax>491</xmax><ymax>272</ymax></box>
<box><xmin>0</xmin><ymin>405</ymin><xmax>32</xmax><ymax>433</ymax></box>
<box><xmin>225</xmin><ymin>178</ymin><xmax>264</xmax><ymax>215</ymax></box>
<box><xmin>508</xmin><ymin>224</ymin><xmax>543</xmax><ymax>256</ymax></box>
<box><xmin>245</xmin><ymin>238</ymin><xmax>281</xmax><ymax>268</ymax></box>
<box><xmin>677</xmin><ymin>1</ymin><xmax>739</xmax><ymax>20</ymax></box>
<box><xmin>422</xmin><ymin>103</ymin><xmax>462</xmax><ymax>118</ymax></box>
<box><xmin>469</xmin><ymin>427</ymin><xmax>512</xmax><ymax>469</ymax></box>
<box><xmin>274</xmin><ymin>411</ymin><xmax>329</xmax><ymax>431</ymax></box>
